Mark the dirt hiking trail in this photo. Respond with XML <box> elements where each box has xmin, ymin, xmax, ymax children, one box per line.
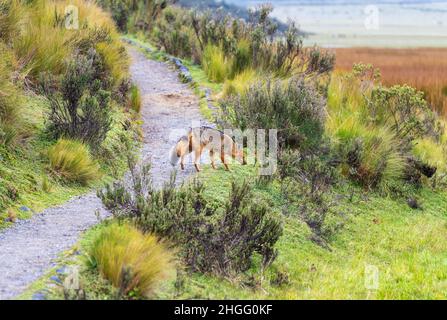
<box><xmin>0</xmin><ymin>47</ymin><xmax>208</xmax><ymax>299</ymax></box>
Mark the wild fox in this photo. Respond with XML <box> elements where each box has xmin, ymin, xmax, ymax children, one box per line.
<box><xmin>169</xmin><ymin>126</ymin><xmax>246</xmax><ymax>172</ymax></box>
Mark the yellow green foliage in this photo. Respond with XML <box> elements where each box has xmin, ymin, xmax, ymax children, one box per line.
<box><xmin>47</xmin><ymin>139</ymin><xmax>100</xmax><ymax>185</ymax></box>
<box><xmin>327</xmin><ymin>73</ymin><xmax>406</xmax><ymax>189</ymax></box>
<box><xmin>223</xmin><ymin>69</ymin><xmax>258</xmax><ymax>97</ymax></box>
<box><xmin>0</xmin><ymin>0</ymin><xmax>23</xmax><ymax>42</ymax></box>
<box><xmin>10</xmin><ymin>0</ymin><xmax>126</xmax><ymax>81</ymax></box>
<box><xmin>202</xmin><ymin>44</ymin><xmax>230</xmax><ymax>83</ymax></box>
<box><xmin>0</xmin><ymin>43</ymin><xmax>22</xmax><ymax>145</ymax></box>
<box><xmin>87</xmin><ymin>223</ymin><xmax>175</xmax><ymax>298</ymax></box>
<box><xmin>412</xmin><ymin>138</ymin><xmax>446</xmax><ymax>174</ymax></box>
<box><xmin>129</xmin><ymin>84</ymin><xmax>141</xmax><ymax>113</ymax></box>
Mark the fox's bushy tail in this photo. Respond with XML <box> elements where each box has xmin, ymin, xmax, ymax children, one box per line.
<box><xmin>169</xmin><ymin>145</ymin><xmax>180</xmax><ymax>166</ymax></box>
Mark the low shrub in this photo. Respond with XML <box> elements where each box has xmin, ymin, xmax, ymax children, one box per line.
<box><xmin>98</xmin><ymin>0</ymin><xmax>168</xmax><ymax>33</ymax></box>
<box><xmin>369</xmin><ymin>84</ymin><xmax>437</xmax><ymax>141</ymax></box>
<box><xmin>221</xmin><ymin>77</ymin><xmax>326</xmax><ymax>153</ymax></box>
<box><xmin>43</xmin><ymin>50</ymin><xmax>113</xmax><ymax>148</ymax></box>
<box><xmin>98</xmin><ymin>163</ymin><xmax>282</xmax><ymax>276</ymax></box>
<box><xmin>47</xmin><ymin>139</ymin><xmax>100</xmax><ymax>185</ymax></box>
<box><xmin>86</xmin><ymin>222</ymin><xmax>174</xmax><ymax>299</ymax></box>
<box><xmin>153</xmin><ymin>6</ymin><xmax>198</xmax><ymax>60</ymax></box>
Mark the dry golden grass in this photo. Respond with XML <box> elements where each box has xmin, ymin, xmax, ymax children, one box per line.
<box><xmin>335</xmin><ymin>48</ymin><xmax>447</xmax><ymax>116</ymax></box>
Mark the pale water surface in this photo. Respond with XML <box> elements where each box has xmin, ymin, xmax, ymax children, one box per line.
<box><xmin>224</xmin><ymin>0</ymin><xmax>447</xmax><ymax>47</ymax></box>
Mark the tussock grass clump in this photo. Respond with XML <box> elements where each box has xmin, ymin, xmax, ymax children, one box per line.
<box><xmin>10</xmin><ymin>0</ymin><xmax>127</xmax><ymax>83</ymax></box>
<box><xmin>0</xmin><ymin>0</ymin><xmax>23</xmax><ymax>43</ymax></box>
<box><xmin>0</xmin><ymin>44</ymin><xmax>22</xmax><ymax>146</ymax></box>
<box><xmin>12</xmin><ymin>0</ymin><xmax>72</xmax><ymax>78</ymax></box>
<box><xmin>47</xmin><ymin>139</ymin><xmax>100</xmax><ymax>185</ymax></box>
<box><xmin>230</xmin><ymin>39</ymin><xmax>251</xmax><ymax>77</ymax></box>
<box><xmin>202</xmin><ymin>44</ymin><xmax>229</xmax><ymax>83</ymax></box>
<box><xmin>129</xmin><ymin>84</ymin><xmax>141</xmax><ymax>113</ymax></box>
<box><xmin>412</xmin><ymin>138</ymin><xmax>446</xmax><ymax>174</ymax></box>
<box><xmin>335</xmin><ymin>121</ymin><xmax>406</xmax><ymax>189</ymax></box>
<box><xmin>86</xmin><ymin>222</ymin><xmax>174</xmax><ymax>299</ymax></box>
<box><xmin>223</xmin><ymin>69</ymin><xmax>258</xmax><ymax>98</ymax></box>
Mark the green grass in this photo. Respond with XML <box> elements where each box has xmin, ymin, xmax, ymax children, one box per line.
<box><xmin>158</xmin><ymin>164</ymin><xmax>447</xmax><ymax>300</ymax></box>
<box><xmin>21</xmin><ymin>34</ymin><xmax>447</xmax><ymax>301</ymax></box>
<box><xmin>22</xmin><ymin>145</ymin><xmax>447</xmax><ymax>300</ymax></box>
<box><xmin>202</xmin><ymin>44</ymin><xmax>229</xmax><ymax>83</ymax></box>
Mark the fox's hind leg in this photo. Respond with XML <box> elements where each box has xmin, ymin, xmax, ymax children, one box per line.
<box><xmin>210</xmin><ymin>150</ymin><xmax>217</xmax><ymax>169</ymax></box>
<box><xmin>220</xmin><ymin>151</ymin><xmax>230</xmax><ymax>171</ymax></box>
<box><xmin>194</xmin><ymin>146</ymin><xmax>203</xmax><ymax>172</ymax></box>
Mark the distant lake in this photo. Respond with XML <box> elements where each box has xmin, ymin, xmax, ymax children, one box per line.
<box><xmin>224</xmin><ymin>0</ymin><xmax>447</xmax><ymax>47</ymax></box>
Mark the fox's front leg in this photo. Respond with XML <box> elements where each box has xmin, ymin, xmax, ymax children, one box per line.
<box><xmin>180</xmin><ymin>155</ymin><xmax>186</xmax><ymax>170</ymax></box>
<box><xmin>194</xmin><ymin>147</ymin><xmax>203</xmax><ymax>172</ymax></box>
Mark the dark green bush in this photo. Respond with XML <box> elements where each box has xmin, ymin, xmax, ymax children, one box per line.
<box><xmin>42</xmin><ymin>50</ymin><xmax>112</xmax><ymax>149</ymax></box>
<box><xmin>221</xmin><ymin>77</ymin><xmax>326</xmax><ymax>153</ymax></box>
<box><xmin>98</xmin><ymin>163</ymin><xmax>282</xmax><ymax>276</ymax></box>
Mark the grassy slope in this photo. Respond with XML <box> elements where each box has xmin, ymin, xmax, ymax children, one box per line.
<box><xmin>165</xmin><ymin>165</ymin><xmax>447</xmax><ymax>300</ymax></box>
<box><xmin>21</xmin><ymin>38</ymin><xmax>447</xmax><ymax>300</ymax></box>
<box><xmin>55</xmin><ymin>163</ymin><xmax>444</xmax><ymax>300</ymax></box>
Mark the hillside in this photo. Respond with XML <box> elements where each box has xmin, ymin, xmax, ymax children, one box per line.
<box><xmin>1</xmin><ymin>0</ymin><xmax>446</xmax><ymax>301</ymax></box>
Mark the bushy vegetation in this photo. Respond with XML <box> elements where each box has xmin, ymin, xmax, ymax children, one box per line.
<box><xmin>335</xmin><ymin>47</ymin><xmax>447</xmax><ymax>116</ymax></box>
<box><xmin>202</xmin><ymin>44</ymin><xmax>229</xmax><ymax>83</ymax></box>
<box><xmin>0</xmin><ymin>0</ymin><xmax>137</xmax><ymax>221</ymax></box>
<box><xmin>42</xmin><ymin>50</ymin><xmax>113</xmax><ymax>148</ymax></box>
<box><xmin>98</xmin><ymin>0</ymin><xmax>167</xmax><ymax>33</ymax></box>
<box><xmin>98</xmin><ymin>162</ymin><xmax>282</xmax><ymax>276</ymax></box>
<box><xmin>86</xmin><ymin>222</ymin><xmax>174</xmax><ymax>299</ymax></box>
<box><xmin>0</xmin><ymin>43</ymin><xmax>22</xmax><ymax>146</ymax></box>
<box><xmin>47</xmin><ymin>139</ymin><xmax>100</xmax><ymax>185</ymax></box>
<box><xmin>327</xmin><ymin>64</ymin><xmax>445</xmax><ymax>190</ymax></box>
<box><xmin>221</xmin><ymin>77</ymin><xmax>326</xmax><ymax>153</ymax></box>
<box><xmin>133</xmin><ymin>3</ymin><xmax>334</xmax><ymax>88</ymax></box>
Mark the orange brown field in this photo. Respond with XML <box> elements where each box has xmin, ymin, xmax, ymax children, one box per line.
<box><xmin>335</xmin><ymin>48</ymin><xmax>447</xmax><ymax>116</ymax></box>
